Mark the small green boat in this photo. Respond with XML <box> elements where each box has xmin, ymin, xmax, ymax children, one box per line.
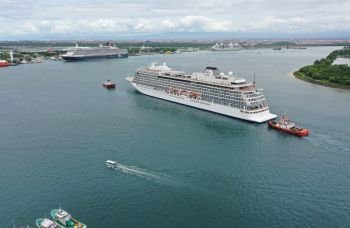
<box><xmin>36</xmin><ymin>218</ymin><xmax>58</xmax><ymax>228</ymax></box>
<box><xmin>50</xmin><ymin>208</ymin><xmax>86</xmax><ymax>228</ymax></box>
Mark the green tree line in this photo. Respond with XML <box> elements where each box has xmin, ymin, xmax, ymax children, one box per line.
<box><xmin>294</xmin><ymin>49</ymin><xmax>350</xmax><ymax>87</ymax></box>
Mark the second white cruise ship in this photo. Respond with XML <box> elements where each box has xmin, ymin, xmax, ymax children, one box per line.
<box><xmin>61</xmin><ymin>43</ymin><xmax>128</xmax><ymax>61</ymax></box>
<box><xmin>126</xmin><ymin>63</ymin><xmax>276</xmax><ymax>123</ymax></box>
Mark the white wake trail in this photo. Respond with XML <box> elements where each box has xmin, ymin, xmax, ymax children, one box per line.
<box><xmin>306</xmin><ymin>132</ymin><xmax>350</xmax><ymax>152</ymax></box>
<box><xmin>111</xmin><ymin>162</ymin><xmax>182</xmax><ymax>187</ymax></box>
<box><xmin>114</xmin><ymin>164</ymin><xmax>163</xmax><ymax>180</ymax></box>
<box><xmin>108</xmin><ymin>161</ymin><xmax>223</xmax><ymax>198</ymax></box>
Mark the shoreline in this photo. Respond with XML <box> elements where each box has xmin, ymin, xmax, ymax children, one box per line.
<box><xmin>293</xmin><ymin>71</ymin><xmax>350</xmax><ymax>90</ymax></box>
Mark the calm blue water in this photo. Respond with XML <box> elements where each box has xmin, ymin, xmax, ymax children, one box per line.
<box><xmin>1</xmin><ymin>47</ymin><xmax>350</xmax><ymax>227</ymax></box>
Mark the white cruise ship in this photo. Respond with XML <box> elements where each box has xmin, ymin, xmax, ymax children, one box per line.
<box><xmin>126</xmin><ymin>63</ymin><xmax>276</xmax><ymax>123</ymax></box>
<box><xmin>61</xmin><ymin>43</ymin><xmax>128</xmax><ymax>61</ymax></box>
<box><xmin>211</xmin><ymin>42</ymin><xmax>242</xmax><ymax>51</ymax></box>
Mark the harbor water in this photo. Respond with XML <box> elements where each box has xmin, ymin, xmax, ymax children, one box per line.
<box><xmin>1</xmin><ymin>47</ymin><xmax>350</xmax><ymax>227</ymax></box>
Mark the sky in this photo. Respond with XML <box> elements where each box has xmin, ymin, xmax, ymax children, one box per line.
<box><xmin>1</xmin><ymin>0</ymin><xmax>350</xmax><ymax>40</ymax></box>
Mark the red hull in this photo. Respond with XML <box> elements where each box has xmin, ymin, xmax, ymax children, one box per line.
<box><xmin>0</xmin><ymin>62</ymin><xmax>10</xmax><ymax>67</ymax></box>
<box><xmin>103</xmin><ymin>84</ymin><xmax>116</xmax><ymax>89</ymax></box>
<box><xmin>268</xmin><ymin>121</ymin><xmax>309</xmax><ymax>137</ymax></box>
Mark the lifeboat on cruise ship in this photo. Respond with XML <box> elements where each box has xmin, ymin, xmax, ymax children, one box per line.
<box><xmin>180</xmin><ymin>90</ymin><xmax>189</xmax><ymax>96</ymax></box>
<box><xmin>169</xmin><ymin>87</ymin><xmax>202</xmax><ymax>99</ymax></box>
<box><xmin>189</xmin><ymin>91</ymin><xmax>201</xmax><ymax>99</ymax></box>
<box><xmin>172</xmin><ymin>88</ymin><xmax>179</xmax><ymax>94</ymax></box>
<box><xmin>268</xmin><ymin>113</ymin><xmax>309</xmax><ymax>137</ymax></box>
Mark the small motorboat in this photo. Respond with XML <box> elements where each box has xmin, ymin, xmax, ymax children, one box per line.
<box><xmin>103</xmin><ymin>79</ymin><xmax>116</xmax><ymax>89</ymax></box>
<box><xmin>268</xmin><ymin>113</ymin><xmax>309</xmax><ymax>137</ymax></box>
<box><xmin>106</xmin><ymin>160</ymin><xmax>118</xmax><ymax>168</ymax></box>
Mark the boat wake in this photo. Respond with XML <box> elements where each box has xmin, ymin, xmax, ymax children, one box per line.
<box><xmin>107</xmin><ymin>161</ymin><xmax>232</xmax><ymax>199</ymax></box>
<box><xmin>110</xmin><ymin>162</ymin><xmax>183</xmax><ymax>187</ymax></box>
<box><xmin>306</xmin><ymin>132</ymin><xmax>350</xmax><ymax>152</ymax></box>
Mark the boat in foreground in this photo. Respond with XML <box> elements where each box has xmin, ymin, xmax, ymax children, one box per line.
<box><xmin>106</xmin><ymin>160</ymin><xmax>118</xmax><ymax>168</ymax></box>
<box><xmin>268</xmin><ymin>113</ymin><xmax>309</xmax><ymax>137</ymax></box>
<box><xmin>103</xmin><ymin>80</ymin><xmax>116</xmax><ymax>89</ymax></box>
<box><xmin>36</xmin><ymin>218</ymin><xmax>57</xmax><ymax>228</ymax></box>
<box><xmin>126</xmin><ymin>63</ymin><xmax>276</xmax><ymax>123</ymax></box>
<box><xmin>51</xmin><ymin>208</ymin><xmax>86</xmax><ymax>228</ymax></box>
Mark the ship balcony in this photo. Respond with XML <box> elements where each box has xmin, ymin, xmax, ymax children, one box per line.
<box><xmin>240</xmin><ymin>106</ymin><xmax>269</xmax><ymax>113</ymax></box>
<box><xmin>243</xmin><ymin>97</ymin><xmax>266</xmax><ymax>104</ymax></box>
<box><xmin>242</xmin><ymin>95</ymin><xmax>265</xmax><ymax>101</ymax></box>
<box><xmin>242</xmin><ymin>92</ymin><xmax>264</xmax><ymax>98</ymax></box>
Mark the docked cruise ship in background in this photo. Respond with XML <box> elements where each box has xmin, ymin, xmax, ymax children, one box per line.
<box><xmin>211</xmin><ymin>42</ymin><xmax>242</xmax><ymax>51</ymax></box>
<box><xmin>61</xmin><ymin>43</ymin><xmax>128</xmax><ymax>61</ymax></box>
<box><xmin>126</xmin><ymin>63</ymin><xmax>276</xmax><ymax>123</ymax></box>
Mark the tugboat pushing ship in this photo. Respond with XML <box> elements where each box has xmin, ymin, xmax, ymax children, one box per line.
<box><xmin>268</xmin><ymin>113</ymin><xmax>309</xmax><ymax>137</ymax></box>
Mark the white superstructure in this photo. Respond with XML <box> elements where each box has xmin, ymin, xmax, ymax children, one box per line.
<box><xmin>106</xmin><ymin>160</ymin><xmax>117</xmax><ymax>168</ymax></box>
<box><xmin>37</xmin><ymin>218</ymin><xmax>57</xmax><ymax>228</ymax></box>
<box><xmin>61</xmin><ymin>43</ymin><xmax>128</xmax><ymax>61</ymax></box>
<box><xmin>126</xmin><ymin>63</ymin><xmax>276</xmax><ymax>123</ymax></box>
<box><xmin>55</xmin><ymin>209</ymin><xmax>72</xmax><ymax>225</ymax></box>
<box><xmin>211</xmin><ymin>42</ymin><xmax>242</xmax><ymax>51</ymax></box>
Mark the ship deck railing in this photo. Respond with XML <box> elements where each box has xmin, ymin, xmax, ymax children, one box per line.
<box><xmin>153</xmin><ymin>72</ymin><xmax>255</xmax><ymax>89</ymax></box>
<box><xmin>240</xmin><ymin>107</ymin><xmax>269</xmax><ymax>114</ymax></box>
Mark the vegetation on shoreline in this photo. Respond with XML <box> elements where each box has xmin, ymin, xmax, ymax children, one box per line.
<box><xmin>255</xmin><ymin>41</ymin><xmax>296</xmax><ymax>48</ymax></box>
<box><xmin>294</xmin><ymin>48</ymin><xmax>350</xmax><ymax>89</ymax></box>
<box><xmin>0</xmin><ymin>49</ymin><xmax>64</xmax><ymax>63</ymax></box>
<box><xmin>0</xmin><ymin>41</ymin><xmax>211</xmax><ymax>60</ymax></box>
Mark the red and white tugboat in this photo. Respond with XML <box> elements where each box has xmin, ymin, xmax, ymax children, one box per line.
<box><xmin>103</xmin><ymin>79</ymin><xmax>116</xmax><ymax>89</ymax></box>
<box><xmin>268</xmin><ymin>113</ymin><xmax>309</xmax><ymax>137</ymax></box>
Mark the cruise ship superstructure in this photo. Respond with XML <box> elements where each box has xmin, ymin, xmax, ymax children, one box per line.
<box><xmin>61</xmin><ymin>43</ymin><xmax>128</xmax><ymax>61</ymax></box>
<box><xmin>126</xmin><ymin>63</ymin><xmax>276</xmax><ymax>123</ymax></box>
<box><xmin>211</xmin><ymin>42</ymin><xmax>242</xmax><ymax>51</ymax></box>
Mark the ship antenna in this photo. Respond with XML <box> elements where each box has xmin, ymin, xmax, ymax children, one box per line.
<box><xmin>282</xmin><ymin>110</ymin><xmax>288</xmax><ymax>121</ymax></box>
<box><xmin>253</xmin><ymin>73</ymin><xmax>256</xmax><ymax>84</ymax></box>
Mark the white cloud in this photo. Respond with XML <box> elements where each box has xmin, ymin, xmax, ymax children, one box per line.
<box><xmin>244</xmin><ymin>16</ymin><xmax>308</xmax><ymax>32</ymax></box>
<box><xmin>0</xmin><ymin>0</ymin><xmax>349</xmax><ymax>38</ymax></box>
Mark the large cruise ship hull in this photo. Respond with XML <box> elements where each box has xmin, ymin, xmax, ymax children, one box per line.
<box><xmin>62</xmin><ymin>53</ymin><xmax>128</xmax><ymax>61</ymax></box>
<box><xmin>131</xmin><ymin>83</ymin><xmax>276</xmax><ymax>123</ymax></box>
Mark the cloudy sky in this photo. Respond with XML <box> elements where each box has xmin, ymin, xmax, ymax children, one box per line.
<box><xmin>1</xmin><ymin>0</ymin><xmax>350</xmax><ymax>39</ymax></box>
